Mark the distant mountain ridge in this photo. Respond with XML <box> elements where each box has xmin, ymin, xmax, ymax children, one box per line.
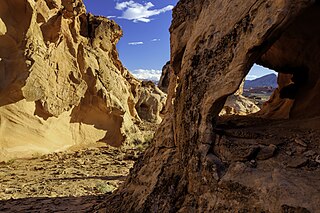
<box><xmin>244</xmin><ymin>73</ymin><xmax>277</xmax><ymax>88</ymax></box>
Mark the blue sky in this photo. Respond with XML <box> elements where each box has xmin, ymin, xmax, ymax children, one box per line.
<box><xmin>82</xmin><ymin>0</ymin><xmax>276</xmax><ymax>81</ymax></box>
<box><xmin>247</xmin><ymin>64</ymin><xmax>276</xmax><ymax>80</ymax></box>
<box><xmin>83</xmin><ymin>0</ymin><xmax>178</xmax><ymax>81</ymax></box>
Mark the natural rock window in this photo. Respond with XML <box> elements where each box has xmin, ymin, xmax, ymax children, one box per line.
<box><xmin>220</xmin><ymin>64</ymin><xmax>278</xmax><ymax>116</ymax></box>
<box><xmin>219</xmin><ymin>1</ymin><xmax>320</xmax><ymax>120</ymax></box>
<box><xmin>106</xmin><ymin>2</ymin><xmax>320</xmax><ymax>212</ymax></box>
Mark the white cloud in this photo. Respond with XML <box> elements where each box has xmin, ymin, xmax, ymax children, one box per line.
<box><xmin>107</xmin><ymin>15</ymin><xmax>116</xmax><ymax>19</ymax></box>
<box><xmin>115</xmin><ymin>1</ymin><xmax>174</xmax><ymax>23</ymax></box>
<box><xmin>131</xmin><ymin>69</ymin><xmax>162</xmax><ymax>81</ymax></box>
<box><xmin>128</xmin><ymin>41</ymin><xmax>144</xmax><ymax>45</ymax></box>
<box><xmin>246</xmin><ymin>75</ymin><xmax>258</xmax><ymax>80</ymax></box>
<box><xmin>151</xmin><ymin>38</ymin><xmax>160</xmax><ymax>42</ymax></box>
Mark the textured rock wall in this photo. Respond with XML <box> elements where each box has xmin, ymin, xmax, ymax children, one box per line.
<box><xmin>159</xmin><ymin>62</ymin><xmax>260</xmax><ymax>116</ymax></box>
<box><xmin>258</xmin><ymin>4</ymin><xmax>320</xmax><ymax>119</ymax></box>
<box><xmin>158</xmin><ymin>61</ymin><xmax>171</xmax><ymax>93</ymax></box>
<box><xmin>0</xmin><ymin>0</ymin><xmax>166</xmax><ymax>160</ymax></box>
<box><xmin>106</xmin><ymin>1</ymin><xmax>319</xmax><ymax>212</ymax></box>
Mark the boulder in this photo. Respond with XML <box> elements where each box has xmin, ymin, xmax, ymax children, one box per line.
<box><xmin>220</xmin><ymin>80</ymin><xmax>260</xmax><ymax>116</ymax></box>
<box><xmin>219</xmin><ymin>94</ymin><xmax>260</xmax><ymax>116</ymax></box>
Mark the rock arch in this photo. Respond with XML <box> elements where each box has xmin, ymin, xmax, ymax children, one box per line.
<box><xmin>106</xmin><ymin>1</ymin><xmax>320</xmax><ymax>212</ymax></box>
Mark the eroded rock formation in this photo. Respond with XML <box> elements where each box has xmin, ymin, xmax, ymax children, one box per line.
<box><xmin>219</xmin><ymin>94</ymin><xmax>260</xmax><ymax>116</ymax></box>
<box><xmin>134</xmin><ymin>81</ymin><xmax>166</xmax><ymax>124</ymax></box>
<box><xmin>158</xmin><ymin>61</ymin><xmax>171</xmax><ymax>93</ymax></box>
<box><xmin>217</xmin><ymin>80</ymin><xmax>260</xmax><ymax>116</ymax></box>
<box><xmin>0</xmin><ymin>0</ymin><xmax>166</xmax><ymax>160</ymax></box>
<box><xmin>106</xmin><ymin>1</ymin><xmax>320</xmax><ymax>212</ymax></box>
<box><xmin>160</xmin><ymin>62</ymin><xmax>260</xmax><ymax>116</ymax></box>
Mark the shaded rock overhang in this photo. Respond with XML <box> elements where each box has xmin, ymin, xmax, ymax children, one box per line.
<box><xmin>257</xmin><ymin>4</ymin><xmax>320</xmax><ymax>119</ymax></box>
<box><xmin>169</xmin><ymin>1</ymin><xmax>319</xmax><ymax>153</ymax></box>
<box><xmin>104</xmin><ymin>1</ymin><xmax>320</xmax><ymax>212</ymax></box>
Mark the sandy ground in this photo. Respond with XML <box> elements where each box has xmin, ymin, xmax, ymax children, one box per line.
<box><xmin>0</xmin><ymin>117</ymin><xmax>319</xmax><ymax>212</ymax></box>
<box><xmin>0</xmin><ymin>145</ymin><xmax>143</xmax><ymax>213</ymax></box>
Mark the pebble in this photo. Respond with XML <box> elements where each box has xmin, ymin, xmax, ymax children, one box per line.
<box><xmin>304</xmin><ymin>150</ymin><xmax>316</xmax><ymax>157</ymax></box>
<box><xmin>287</xmin><ymin>157</ymin><xmax>308</xmax><ymax>168</ymax></box>
<box><xmin>296</xmin><ymin>146</ymin><xmax>307</xmax><ymax>154</ymax></box>
<box><xmin>294</xmin><ymin>139</ymin><xmax>307</xmax><ymax>147</ymax></box>
<box><xmin>249</xmin><ymin>160</ymin><xmax>257</xmax><ymax>168</ymax></box>
<box><xmin>4</xmin><ymin>188</ymin><xmax>16</xmax><ymax>194</ymax></box>
<box><xmin>285</xmin><ymin>151</ymin><xmax>293</xmax><ymax>156</ymax></box>
<box><xmin>256</xmin><ymin>145</ymin><xmax>277</xmax><ymax>160</ymax></box>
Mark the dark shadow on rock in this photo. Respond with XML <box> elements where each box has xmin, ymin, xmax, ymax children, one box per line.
<box><xmin>0</xmin><ymin>194</ymin><xmax>110</xmax><ymax>213</ymax></box>
<box><xmin>49</xmin><ymin>175</ymin><xmax>126</xmax><ymax>182</ymax></box>
<box><xmin>280</xmin><ymin>83</ymin><xmax>299</xmax><ymax>99</ymax></box>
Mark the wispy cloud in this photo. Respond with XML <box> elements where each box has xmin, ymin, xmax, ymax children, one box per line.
<box><xmin>128</xmin><ymin>41</ymin><xmax>144</xmax><ymax>45</ymax></box>
<box><xmin>115</xmin><ymin>1</ymin><xmax>174</xmax><ymax>23</ymax></box>
<box><xmin>151</xmin><ymin>38</ymin><xmax>160</xmax><ymax>42</ymax></box>
<box><xmin>131</xmin><ymin>69</ymin><xmax>162</xmax><ymax>81</ymax></box>
<box><xmin>246</xmin><ymin>75</ymin><xmax>258</xmax><ymax>80</ymax></box>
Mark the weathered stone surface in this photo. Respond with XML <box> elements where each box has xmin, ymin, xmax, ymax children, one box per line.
<box><xmin>159</xmin><ymin>62</ymin><xmax>260</xmax><ymax>116</ymax></box>
<box><xmin>219</xmin><ymin>94</ymin><xmax>260</xmax><ymax>116</ymax></box>
<box><xmin>134</xmin><ymin>81</ymin><xmax>166</xmax><ymax>124</ymax></box>
<box><xmin>0</xmin><ymin>18</ymin><xmax>6</xmax><ymax>35</ymax></box>
<box><xmin>0</xmin><ymin>0</ymin><xmax>166</xmax><ymax>160</ymax></box>
<box><xmin>158</xmin><ymin>61</ymin><xmax>171</xmax><ymax>93</ymax></box>
<box><xmin>221</xmin><ymin>80</ymin><xmax>261</xmax><ymax>116</ymax></box>
<box><xmin>106</xmin><ymin>1</ymin><xmax>320</xmax><ymax>212</ymax></box>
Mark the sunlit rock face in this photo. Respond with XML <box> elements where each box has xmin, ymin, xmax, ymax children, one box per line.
<box><xmin>219</xmin><ymin>81</ymin><xmax>261</xmax><ymax>116</ymax></box>
<box><xmin>0</xmin><ymin>0</ymin><xmax>166</xmax><ymax>160</ymax></box>
<box><xmin>106</xmin><ymin>1</ymin><xmax>320</xmax><ymax>213</ymax></box>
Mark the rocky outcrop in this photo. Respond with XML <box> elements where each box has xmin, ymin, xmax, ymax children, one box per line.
<box><xmin>106</xmin><ymin>1</ymin><xmax>320</xmax><ymax>212</ymax></box>
<box><xmin>219</xmin><ymin>94</ymin><xmax>260</xmax><ymax>116</ymax></box>
<box><xmin>256</xmin><ymin>73</ymin><xmax>294</xmax><ymax>119</ymax></box>
<box><xmin>220</xmin><ymin>81</ymin><xmax>260</xmax><ymax>116</ymax></box>
<box><xmin>0</xmin><ymin>0</ymin><xmax>165</xmax><ymax>160</ymax></box>
<box><xmin>134</xmin><ymin>81</ymin><xmax>166</xmax><ymax>124</ymax></box>
<box><xmin>158</xmin><ymin>61</ymin><xmax>171</xmax><ymax>93</ymax></box>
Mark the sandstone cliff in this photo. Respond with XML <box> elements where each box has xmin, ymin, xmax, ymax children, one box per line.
<box><xmin>106</xmin><ymin>1</ymin><xmax>320</xmax><ymax>212</ymax></box>
<box><xmin>0</xmin><ymin>0</ymin><xmax>166</xmax><ymax>160</ymax></box>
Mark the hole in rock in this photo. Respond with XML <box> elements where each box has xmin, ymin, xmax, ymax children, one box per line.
<box><xmin>219</xmin><ymin>4</ymin><xmax>320</xmax><ymax>122</ymax></box>
<box><xmin>219</xmin><ymin>64</ymin><xmax>278</xmax><ymax>117</ymax></box>
<box><xmin>213</xmin><ymin>5</ymin><xmax>320</xmax><ymax>170</ymax></box>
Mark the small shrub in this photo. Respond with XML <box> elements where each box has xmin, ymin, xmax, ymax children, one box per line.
<box><xmin>96</xmin><ymin>183</ymin><xmax>116</xmax><ymax>194</ymax></box>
